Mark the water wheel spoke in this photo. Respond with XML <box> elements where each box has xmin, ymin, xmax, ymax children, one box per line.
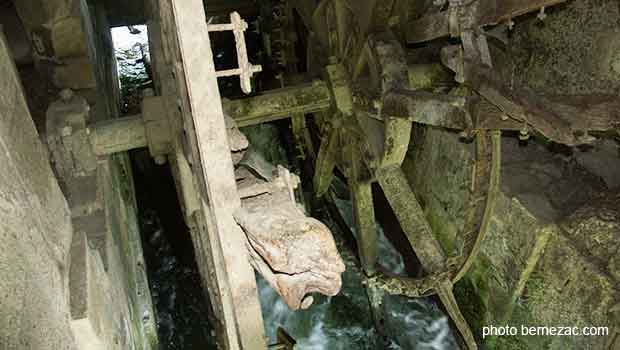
<box><xmin>313</xmin><ymin>121</ymin><xmax>339</xmax><ymax>197</ymax></box>
<box><xmin>348</xmin><ymin>139</ymin><xmax>378</xmax><ymax>276</ymax></box>
<box><xmin>436</xmin><ymin>279</ymin><xmax>479</xmax><ymax>350</ymax></box>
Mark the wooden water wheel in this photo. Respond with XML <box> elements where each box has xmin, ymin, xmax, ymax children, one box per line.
<box><xmin>271</xmin><ymin>1</ymin><xmax>507</xmax><ymax>349</ymax></box>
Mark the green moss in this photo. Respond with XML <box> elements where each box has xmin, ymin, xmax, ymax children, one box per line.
<box><xmin>455</xmin><ymin>257</ymin><xmax>492</xmax><ymax>337</ymax></box>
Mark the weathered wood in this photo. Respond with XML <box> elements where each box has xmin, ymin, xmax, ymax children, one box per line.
<box><xmin>375</xmin><ymin>165</ymin><xmax>478</xmax><ymax>349</ymax></box>
<box><xmin>465</xmin><ymin>63</ymin><xmax>619</xmax><ymax>145</ymax></box>
<box><xmin>348</xmin><ymin>138</ymin><xmax>378</xmax><ymax>276</ymax></box>
<box><xmin>89</xmin><ymin>115</ymin><xmax>147</xmax><ymax>156</ymax></box>
<box><xmin>453</xmin><ymin>130</ymin><xmax>501</xmax><ymax>283</ymax></box>
<box><xmin>473</xmin><ymin>94</ymin><xmax>620</xmax><ymax>136</ymax></box>
<box><xmin>313</xmin><ymin>122</ymin><xmax>339</xmax><ymax>197</ymax></box>
<box><xmin>169</xmin><ymin>1</ymin><xmax>266</xmax><ymax>349</ymax></box>
<box><xmin>407</xmin><ymin>0</ymin><xmax>567</xmax><ymax>44</ymax></box>
<box><xmin>406</xmin><ymin>11</ymin><xmax>450</xmax><ymax>44</ymax></box>
<box><xmin>436</xmin><ymin>280</ymin><xmax>478</xmax><ymax>350</ymax></box>
<box><xmin>351</xmin><ymin>180</ymin><xmax>377</xmax><ymax>275</ymax></box>
<box><xmin>380</xmin><ymin>90</ymin><xmax>468</xmax><ymax>129</ymax></box>
<box><xmin>234</xmin><ymin>166</ymin><xmax>345</xmax><ymax>310</ymax></box>
<box><xmin>465</xmin><ymin>63</ymin><xmax>571</xmax><ymax>143</ymax></box>
<box><xmin>375</xmin><ymin>165</ymin><xmax>446</xmax><ymax>272</ymax></box>
<box><xmin>225</xmin><ymin>82</ymin><xmax>332</xmax><ymax>127</ymax></box>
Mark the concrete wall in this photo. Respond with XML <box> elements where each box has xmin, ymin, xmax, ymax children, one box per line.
<box><xmin>0</xmin><ymin>30</ymin><xmax>76</xmax><ymax>350</ymax></box>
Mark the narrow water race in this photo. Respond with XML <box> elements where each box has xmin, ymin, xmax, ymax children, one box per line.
<box><xmin>114</xmin><ymin>22</ymin><xmax>460</xmax><ymax>350</ymax></box>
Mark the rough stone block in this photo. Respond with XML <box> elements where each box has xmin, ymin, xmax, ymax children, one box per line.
<box><xmin>69</xmin><ymin>231</ymin><xmax>110</xmax><ymax>349</ymax></box>
<box><xmin>0</xmin><ymin>31</ymin><xmax>75</xmax><ymax>350</ymax></box>
<box><xmin>53</xmin><ymin>57</ymin><xmax>96</xmax><ymax>89</ymax></box>
<box><xmin>52</xmin><ymin>16</ymin><xmax>88</xmax><ymax>58</ymax></box>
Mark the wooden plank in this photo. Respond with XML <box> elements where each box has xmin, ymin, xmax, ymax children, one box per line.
<box><xmin>375</xmin><ymin>165</ymin><xmax>446</xmax><ymax>273</ymax></box>
<box><xmin>380</xmin><ymin>90</ymin><xmax>468</xmax><ymax>130</ymax></box>
<box><xmin>477</xmin><ymin>0</ymin><xmax>566</xmax><ymax>26</ymax></box>
<box><xmin>169</xmin><ymin>1</ymin><xmax>267</xmax><ymax>349</ymax></box>
<box><xmin>406</xmin><ymin>0</ymin><xmax>566</xmax><ymax>44</ymax></box>
<box><xmin>406</xmin><ymin>11</ymin><xmax>450</xmax><ymax>44</ymax></box>
<box><xmin>347</xmin><ymin>137</ymin><xmax>377</xmax><ymax>275</ymax></box>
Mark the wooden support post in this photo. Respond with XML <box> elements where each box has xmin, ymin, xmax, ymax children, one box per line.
<box><xmin>169</xmin><ymin>1</ymin><xmax>266</xmax><ymax>349</ymax></box>
<box><xmin>89</xmin><ymin>115</ymin><xmax>147</xmax><ymax>156</ymax></box>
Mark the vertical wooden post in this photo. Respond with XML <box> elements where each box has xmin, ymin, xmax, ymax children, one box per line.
<box><xmin>169</xmin><ymin>1</ymin><xmax>267</xmax><ymax>349</ymax></box>
<box><xmin>349</xmin><ymin>139</ymin><xmax>378</xmax><ymax>275</ymax></box>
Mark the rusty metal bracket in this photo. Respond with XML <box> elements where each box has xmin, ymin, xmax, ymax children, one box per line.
<box><xmin>208</xmin><ymin>12</ymin><xmax>262</xmax><ymax>94</ymax></box>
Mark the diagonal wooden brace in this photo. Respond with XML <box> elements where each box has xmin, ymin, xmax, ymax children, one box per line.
<box><xmin>376</xmin><ymin>165</ymin><xmax>478</xmax><ymax>350</ymax></box>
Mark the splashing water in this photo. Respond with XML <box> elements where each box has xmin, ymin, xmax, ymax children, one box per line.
<box><xmin>258</xmin><ymin>195</ymin><xmax>460</xmax><ymax>350</ymax></box>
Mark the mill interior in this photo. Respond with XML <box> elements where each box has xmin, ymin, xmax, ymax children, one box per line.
<box><xmin>1</xmin><ymin>0</ymin><xmax>620</xmax><ymax>349</ymax></box>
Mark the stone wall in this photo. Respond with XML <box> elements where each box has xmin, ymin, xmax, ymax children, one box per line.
<box><xmin>0</xmin><ymin>30</ymin><xmax>76</xmax><ymax>350</ymax></box>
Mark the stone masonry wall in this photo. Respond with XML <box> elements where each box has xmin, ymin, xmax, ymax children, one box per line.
<box><xmin>0</xmin><ymin>30</ymin><xmax>76</xmax><ymax>350</ymax></box>
<box><xmin>404</xmin><ymin>127</ymin><xmax>619</xmax><ymax>350</ymax></box>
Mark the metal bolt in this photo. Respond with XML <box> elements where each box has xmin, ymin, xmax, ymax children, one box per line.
<box><xmin>537</xmin><ymin>7</ymin><xmax>547</xmax><ymax>21</ymax></box>
<box><xmin>519</xmin><ymin>126</ymin><xmax>530</xmax><ymax>141</ymax></box>
<box><xmin>154</xmin><ymin>155</ymin><xmax>167</xmax><ymax>165</ymax></box>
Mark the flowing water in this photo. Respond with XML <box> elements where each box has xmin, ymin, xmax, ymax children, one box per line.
<box><xmin>257</xmin><ymin>195</ymin><xmax>461</xmax><ymax>350</ymax></box>
<box><xmin>133</xmin><ymin>145</ymin><xmax>461</xmax><ymax>349</ymax></box>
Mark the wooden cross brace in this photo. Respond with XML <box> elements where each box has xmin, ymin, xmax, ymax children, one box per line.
<box><xmin>208</xmin><ymin>12</ymin><xmax>262</xmax><ymax>94</ymax></box>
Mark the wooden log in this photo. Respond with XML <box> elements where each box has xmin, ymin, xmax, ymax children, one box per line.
<box><xmin>234</xmin><ymin>167</ymin><xmax>345</xmax><ymax>310</ymax></box>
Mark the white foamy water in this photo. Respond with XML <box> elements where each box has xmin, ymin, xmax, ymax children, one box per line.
<box><xmin>258</xmin><ymin>194</ymin><xmax>460</xmax><ymax>350</ymax></box>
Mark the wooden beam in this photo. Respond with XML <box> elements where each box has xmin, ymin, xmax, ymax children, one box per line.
<box><xmin>313</xmin><ymin>121</ymin><xmax>339</xmax><ymax>197</ymax></box>
<box><xmin>380</xmin><ymin>90</ymin><xmax>468</xmax><ymax>130</ymax></box>
<box><xmin>169</xmin><ymin>1</ymin><xmax>266</xmax><ymax>349</ymax></box>
<box><xmin>466</xmin><ymin>64</ymin><xmax>620</xmax><ymax>144</ymax></box>
<box><xmin>406</xmin><ymin>0</ymin><xmax>567</xmax><ymax>44</ymax></box>
<box><xmin>224</xmin><ymin>82</ymin><xmax>332</xmax><ymax>127</ymax></box>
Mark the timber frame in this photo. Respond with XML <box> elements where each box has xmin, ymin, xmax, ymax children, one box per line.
<box><xmin>79</xmin><ymin>0</ymin><xmax>620</xmax><ymax>349</ymax></box>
